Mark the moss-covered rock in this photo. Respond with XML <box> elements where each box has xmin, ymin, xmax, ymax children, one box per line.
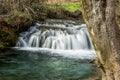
<box><xmin>0</xmin><ymin>12</ymin><xmax>33</xmax><ymax>48</ymax></box>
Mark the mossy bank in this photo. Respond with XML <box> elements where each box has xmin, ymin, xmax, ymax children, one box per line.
<box><xmin>0</xmin><ymin>1</ymin><xmax>83</xmax><ymax>48</ymax></box>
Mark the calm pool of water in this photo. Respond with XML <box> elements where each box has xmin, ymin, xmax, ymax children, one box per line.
<box><xmin>0</xmin><ymin>49</ymin><xmax>99</xmax><ymax>80</ymax></box>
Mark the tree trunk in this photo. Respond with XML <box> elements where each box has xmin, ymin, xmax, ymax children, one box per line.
<box><xmin>81</xmin><ymin>0</ymin><xmax>120</xmax><ymax>80</ymax></box>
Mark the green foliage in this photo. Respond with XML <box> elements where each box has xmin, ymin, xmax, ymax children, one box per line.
<box><xmin>48</xmin><ymin>3</ymin><xmax>82</xmax><ymax>12</ymax></box>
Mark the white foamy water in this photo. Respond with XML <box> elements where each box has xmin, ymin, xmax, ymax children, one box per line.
<box><xmin>14</xmin><ymin>47</ymin><xmax>96</xmax><ymax>60</ymax></box>
<box><xmin>15</xmin><ymin>19</ymin><xmax>96</xmax><ymax>60</ymax></box>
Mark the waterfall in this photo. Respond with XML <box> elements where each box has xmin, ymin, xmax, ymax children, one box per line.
<box><xmin>16</xmin><ymin>22</ymin><xmax>93</xmax><ymax>50</ymax></box>
<box><xmin>15</xmin><ymin>19</ymin><xmax>96</xmax><ymax>59</ymax></box>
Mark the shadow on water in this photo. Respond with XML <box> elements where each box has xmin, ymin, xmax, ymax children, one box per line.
<box><xmin>0</xmin><ymin>49</ymin><xmax>101</xmax><ymax>80</ymax></box>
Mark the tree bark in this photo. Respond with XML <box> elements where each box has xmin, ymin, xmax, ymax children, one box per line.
<box><xmin>81</xmin><ymin>0</ymin><xmax>120</xmax><ymax>80</ymax></box>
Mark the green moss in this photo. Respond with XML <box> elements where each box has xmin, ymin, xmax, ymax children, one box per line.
<box><xmin>48</xmin><ymin>3</ymin><xmax>82</xmax><ymax>12</ymax></box>
<box><xmin>32</xmin><ymin>2</ymin><xmax>82</xmax><ymax>12</ymax></box>
<box><xmin>31</xmin><ymin>3</ymin><xmax>82</xmax><ymax>20</ymax></box>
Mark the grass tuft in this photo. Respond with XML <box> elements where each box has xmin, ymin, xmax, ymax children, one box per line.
<box><xmin>48</xmin><ymin>3</ymin><xmax>82</xmax><ymax>12</ymax></box>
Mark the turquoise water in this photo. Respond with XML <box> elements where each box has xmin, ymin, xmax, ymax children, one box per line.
<box><xmin>0</xmin><ymin>49</ymin><xmax>98</xmax><ymax>80</ymax></box>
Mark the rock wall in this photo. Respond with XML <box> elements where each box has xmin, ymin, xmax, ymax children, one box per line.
<box><xmin>81</xmin><ymin>0</ymin><xmax>120</xmax><ymax>80</ymax></box>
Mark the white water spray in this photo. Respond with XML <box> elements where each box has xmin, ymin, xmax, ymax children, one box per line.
<box><xmin>15</xmin><ymin>20</ymin><xmax>96</xmax><ymax>59</ymax></box>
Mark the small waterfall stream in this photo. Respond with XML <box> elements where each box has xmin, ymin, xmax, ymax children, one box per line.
<box><xmin>15</xmin><ymin>19</ymin><xmax>96</xmax><ymax>59</ymax></box>
<box><xmin>0</xmin><ymin>20</ymin><xmax>99</xmax><ymax>80</ymax></box>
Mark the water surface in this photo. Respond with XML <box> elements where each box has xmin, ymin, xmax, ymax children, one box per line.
<box><xmin>0</xmin><ymin>49</ymin><xmax>99</xmax><ymax>80</ymax></box>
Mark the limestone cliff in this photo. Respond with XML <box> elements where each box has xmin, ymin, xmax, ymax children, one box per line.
<box><xmin>81</xmin><ymin>0</ymin><xmax>120</xmax><ymax>80</ymax></box>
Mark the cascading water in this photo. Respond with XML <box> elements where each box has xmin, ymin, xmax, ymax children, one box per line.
<box><xmin>0</xmin><ymin>19</ymin><xmax>99</xmax><ymax>80</ymax></box>
<box><xmin>15</xmin><ymin>19</ymin><xmax>96</xmax><ymax>59</ymax></box>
